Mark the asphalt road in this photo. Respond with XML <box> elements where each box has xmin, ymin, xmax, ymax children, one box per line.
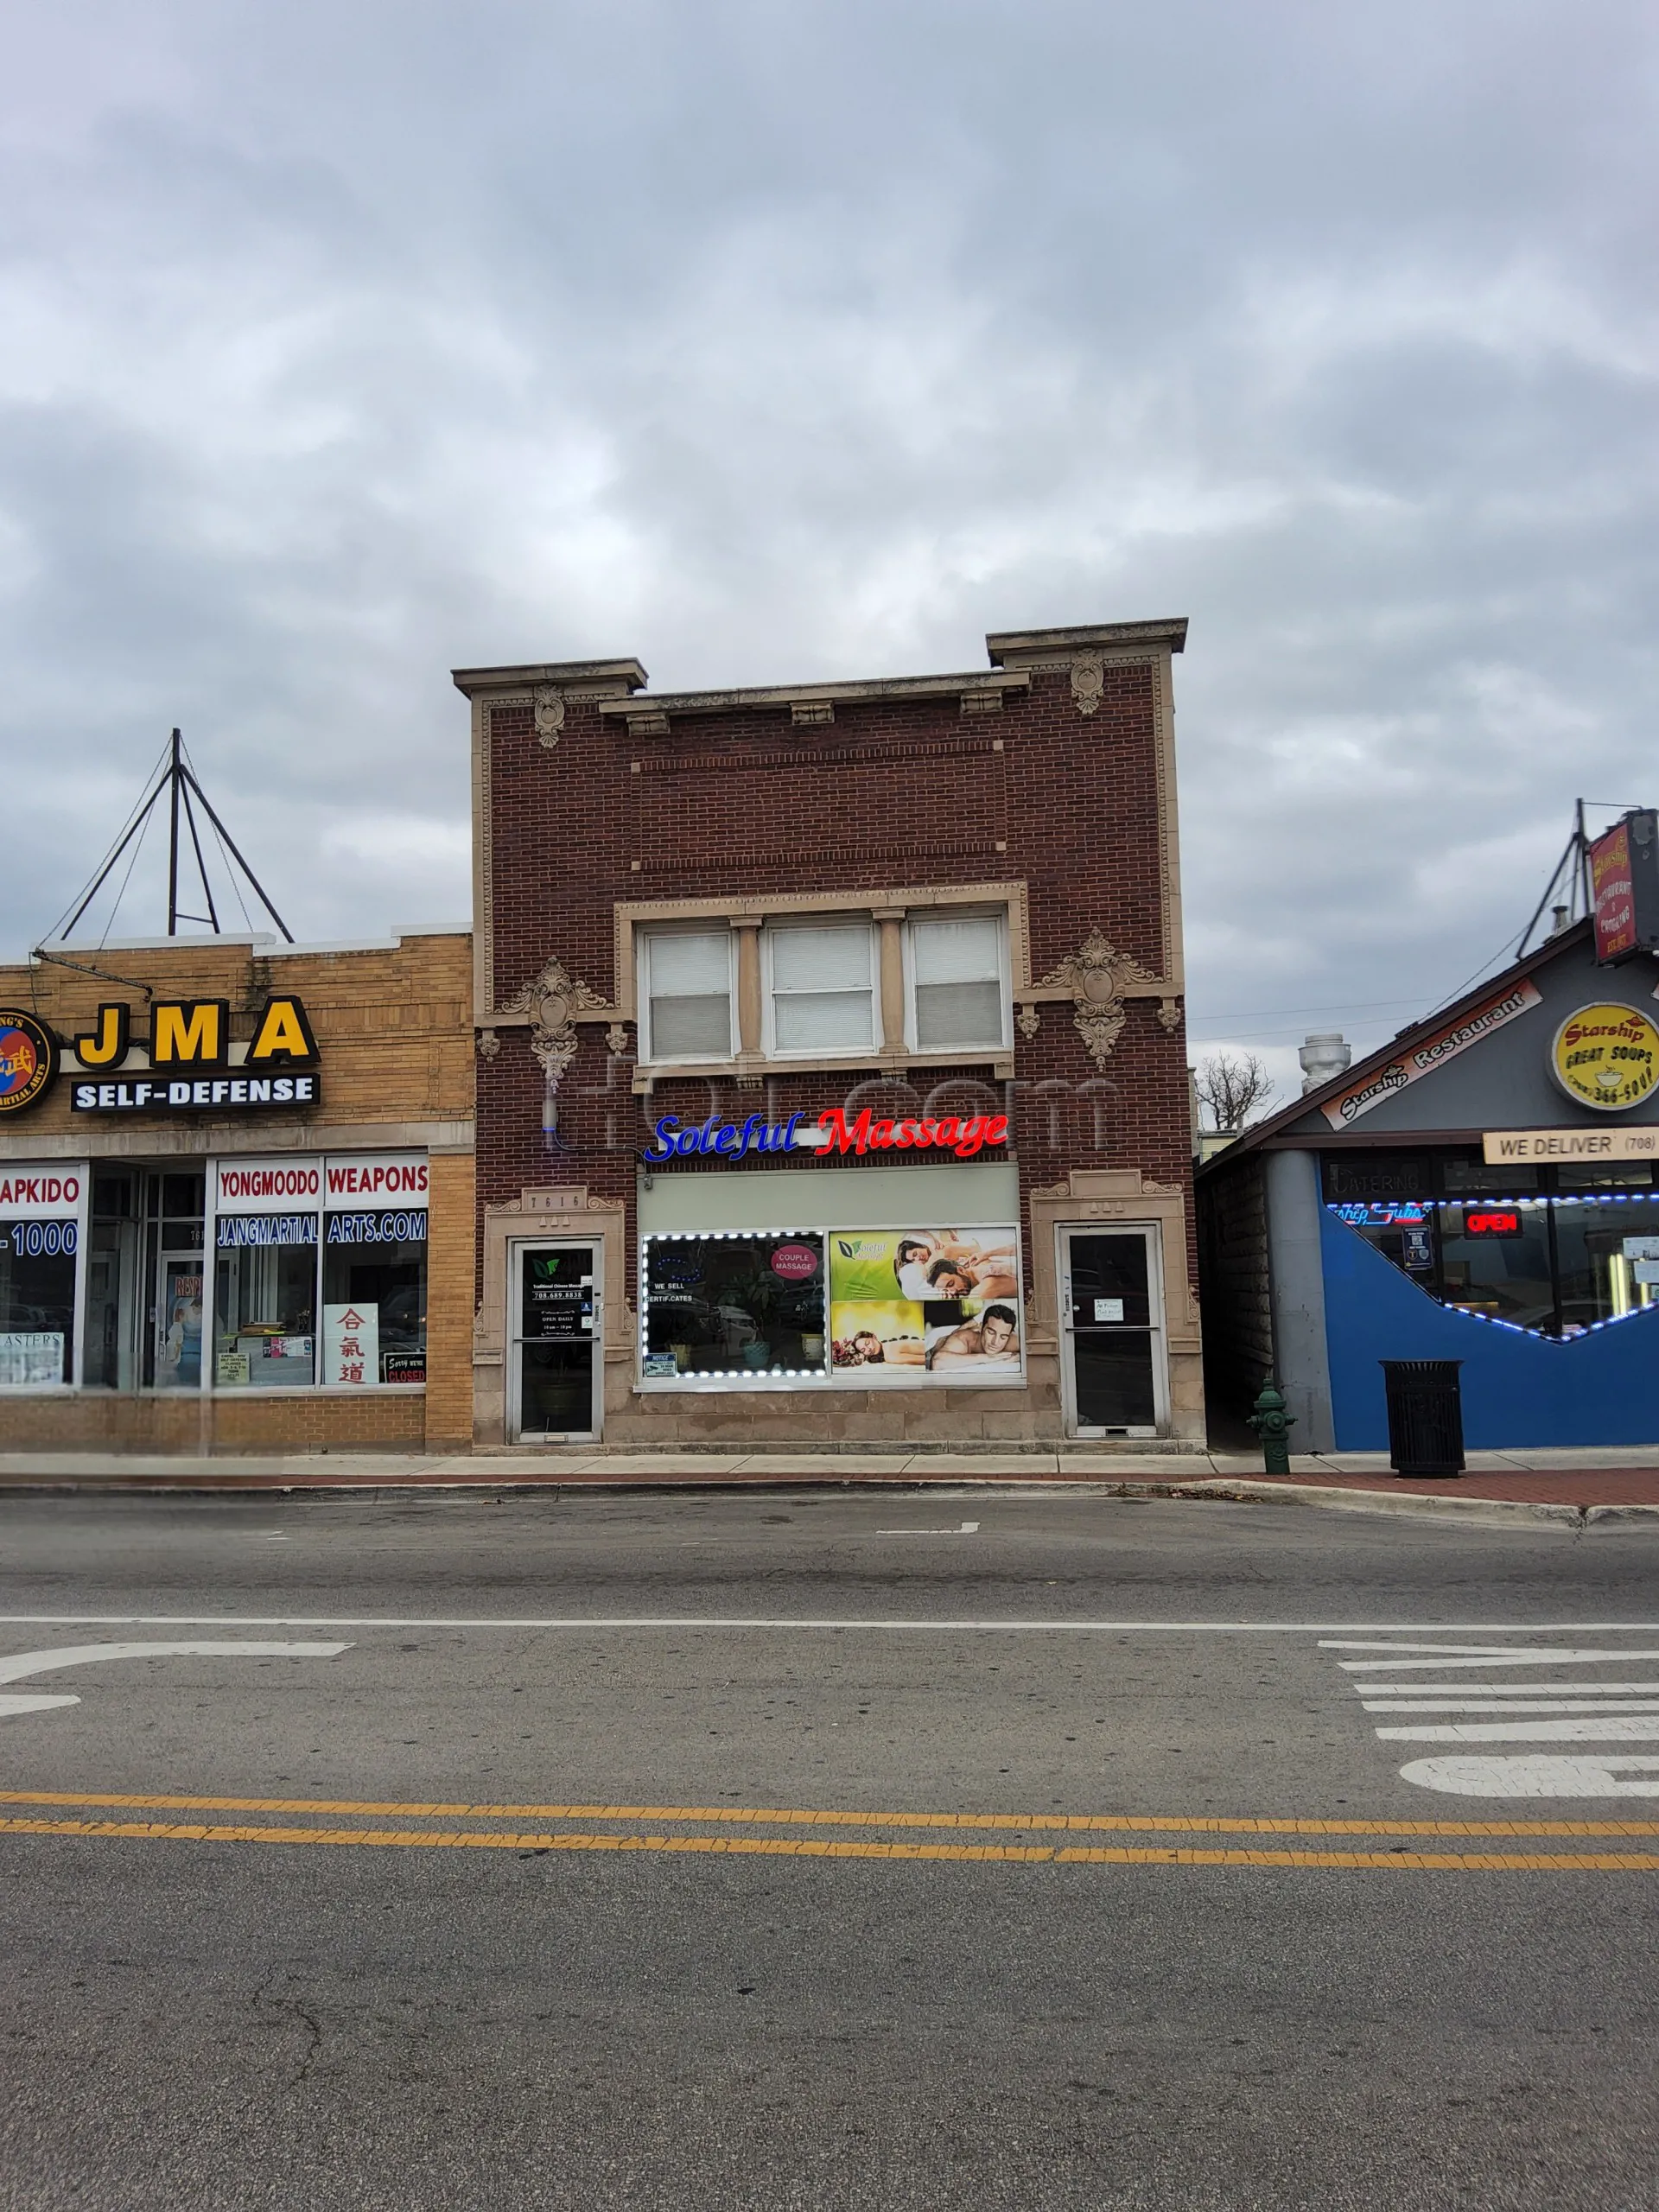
<box><xmin>2</xmin><ymin>1489</ymin><xmax>1656</xmax><ymax>2212</ymax></box>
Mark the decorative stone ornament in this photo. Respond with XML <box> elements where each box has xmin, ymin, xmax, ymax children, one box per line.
<box><xmin>533</xmin><ymin>688</ymin><xmax>566</xmax><ymax>748</ymax></box>
<box><xmin>1035</xmin><ymin>930</ymin><xmax>1163</xmax><ymax>1069</ymax></box>
<box><xmin>605</xmin><ymin>1024</ymin><xmax>631</xmax><ymax>1058</ymax></box>
<box><xmin>498</xmin><ymin>957</ymin><xmax>607</xmax><ymax>1083</ymax></box>
<box><xmin>1015</xmin><ymin>1003</ymin><xmax>1042</xmax><ymax>1039</ymax></box>
<box><xmin>475</xmin><ymin>1029</ymin><xmax>501</xmax><ymax>1061</ymax></box>
<box><xmin>1070</xmin><ymin>658</ymin><xmax>1104</xmax><ymax>715</ymax></box>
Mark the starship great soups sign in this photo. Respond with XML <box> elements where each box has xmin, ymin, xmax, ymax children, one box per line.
<box><xmin>1550</xmin><ymin>1003</ymin><xmax>1659</xmax><ymax>1113</ymax></box>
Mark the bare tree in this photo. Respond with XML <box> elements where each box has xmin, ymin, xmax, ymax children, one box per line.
<box><xmin>1194</xmin><ymin>1051</ymin><xmax>1276</xmax><ymax>1132</ymax></box>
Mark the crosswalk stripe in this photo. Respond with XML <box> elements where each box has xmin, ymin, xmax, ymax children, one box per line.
<box><xmin>1379</xmin><ymin>1718</ymin><xmax>1659</xmax><ymax>1743</ymax></box>
<box><xmin>1362</xmin><ymin>1700</ymin><xmax>1659</xmax><ymax>1715</ymax></box>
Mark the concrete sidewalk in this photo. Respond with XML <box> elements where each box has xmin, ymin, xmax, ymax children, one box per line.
<box><xmin>3</xmin><ymin>1444</ymin><xmax>1659</xmax><ymax>1518</ymax></box>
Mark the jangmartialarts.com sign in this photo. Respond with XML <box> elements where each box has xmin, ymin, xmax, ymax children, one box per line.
<box><xmin>71</xmin><ymin>1072</ymin><xmax>320</xmax><ymax>1115</ymax></box>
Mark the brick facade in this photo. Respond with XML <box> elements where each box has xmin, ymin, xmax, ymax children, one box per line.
<box><xmin>462</xmin><ymin>622</ymin><xmax>1205</xmax><ymax>1448</ymax></box>
<box><xmin>0</xmin><ymin>930</ymin><xmax>474</xmax><ymax>1452</ymax></box>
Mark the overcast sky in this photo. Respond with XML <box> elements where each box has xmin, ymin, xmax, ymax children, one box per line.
<box><xmin>3</xmin><ymin>0</ymin><xmax>1655</xmax><ymax>1102</ymax></box>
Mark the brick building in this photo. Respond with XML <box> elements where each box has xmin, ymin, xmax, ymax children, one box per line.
<box><xmin>461</xmin><ymin>619</ymin><xmax>1200</xmax><ymax>1450</ymax></box>
<box><xmin>0</xmin><ymin>930</ymin><xmax>474</xmax><ymax>1452</ymax></box>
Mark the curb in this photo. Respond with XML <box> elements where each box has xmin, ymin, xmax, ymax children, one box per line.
<box><xmin>1160</xmin><ymin>1478</ymin><xmax>1659</xmax><ymax>1527</ymax></box>
<box><xmin>0</xmin><ymin>1471</ymin><xmax>1655</xmax><ymax>1525</ymax></box>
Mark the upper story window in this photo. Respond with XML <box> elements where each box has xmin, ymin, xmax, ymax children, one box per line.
<box><xmin>636</xmin><ymin>903</ymin><xmax>1013</xmax><ymax>1065</ymax></box>
<box><xmin>908</xmin><ymin>914</ymin><xmax>1007</xmax><ymax>1051</ymax></box>
<box><xmin>766</xmin><ymin>924</ymin><xmax>875</xmax><ymax>1056</ymax></box>
<box><xmin>643</xmin><ymin>930</ymin><xmax>734</xmax><ymax>1060</ymax></box>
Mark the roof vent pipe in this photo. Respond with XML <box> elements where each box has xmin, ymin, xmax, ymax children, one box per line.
<box><xmin>1299</xmin><ymin>1032</ymin><xmax>1352</xmax><ymax>1095</ymax></box>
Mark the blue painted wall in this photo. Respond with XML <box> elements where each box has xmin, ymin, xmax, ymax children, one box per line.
<box><xmin>1319</xmin><ymin>1205</ymin><xmax>1659</xmax><ymax>1448</ymax></box>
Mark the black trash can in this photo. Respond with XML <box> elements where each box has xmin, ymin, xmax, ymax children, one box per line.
<box><xmin>1379</xmin><ymin>1359</ymin><xmax>1465</xmax><ymax>1478</ymax></box>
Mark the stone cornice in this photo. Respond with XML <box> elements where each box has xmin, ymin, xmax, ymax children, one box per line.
<box><xmin>984</xmin><ymin>618</ymin><xmax>1187</xmax><ymax>666</ymax></box>
<box><xmin>452</xmin><ymin>658</ymin><xmax>647</xmax><ymax>699</ymax></box>
<box><xmin>596</xmin><ymin>669</ymin><xmax>1028</xmax><ymax>732</ymax></box>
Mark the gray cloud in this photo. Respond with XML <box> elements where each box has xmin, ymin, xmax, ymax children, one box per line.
<box><xmin>2</xmin><ymin>0</ymin><xmax>1655</xmax><ymax>1096</ymax></box>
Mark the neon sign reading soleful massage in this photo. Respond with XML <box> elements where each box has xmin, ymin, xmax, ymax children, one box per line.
<box><xmin>644</xmin><ymin>1108</ymin><xmax>1011</xmax><ymax>1163</ymax></box>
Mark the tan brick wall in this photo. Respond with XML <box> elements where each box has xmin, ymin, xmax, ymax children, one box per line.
<box><xmin>1</xmin><ymin>933</ymin><xmax>474</xmax><ymax>1136</ymax></box>
<box><xmin>423</xmin><ymin>1150</ymin><xmax>475</xmax><ymax>1450</ymax></box>
<box><xmin>0</xmin><ymin>931</ymin><xmax>474</xmax><ymax>1453</ymax></box>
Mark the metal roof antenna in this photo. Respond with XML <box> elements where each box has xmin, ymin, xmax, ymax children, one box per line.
<box><xmin>41</xmin><ymin>729</ymin><xmax>294</xmax><ymax>949</ymax></box>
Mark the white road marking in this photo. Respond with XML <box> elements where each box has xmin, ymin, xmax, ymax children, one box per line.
<box><xmin>1401</xmin><ymin>1756</ymin><xmax>1659</xmax><ymax>1797</ymax></box>
<box><xmin>1322</xmin><ymin>1639</ymin><xmax>1621</xmax><ymax>1656</ymax></box>
<box><xmin>0</xmin><ymin>1640</ymin><xmax>351</xmax><ymax>1721</ymax></box>
<box><xmin>1360</xmin><ymin>1700</ymin><xmax>1659</xmax><ymax>1714</ymax></box>
<box><xmin>1337</xmin><ymin>1650</ymin><xmax>1659</xmax><ymax>1671</ymax></box>
<box><xmin>2</xmin><ymin>1615</ymin><xmax>1658</xmax><ymax>1633</ymax></box>
<box><xmin>874</xmin><ymin>1523</ymin><xmax>981</xmax><ymax>1535</ymax></box>
<box><xmin>1378</xmin><ymin>1717</ymin><xmax>1659</xmax><ymax>1743</ymax></box>
<box><xmin>1350</xmin><ymin>1681</ymin><xmax>1659</xmax><ymax>1694</ymax></box>
<box><xmin>1323</xmin><ymin>1634</ymin><xmax>1659</xmax><ymax>1799</ymax></box>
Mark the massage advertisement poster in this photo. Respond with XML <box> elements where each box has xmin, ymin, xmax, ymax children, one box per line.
<box><xmin>828</xmin><ymin>1229</ymin><xmax>1023</xmax><ymax>1383</ymax></box>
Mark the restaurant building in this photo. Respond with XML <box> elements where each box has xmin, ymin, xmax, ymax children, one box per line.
<box><xmin>1198</xmin><ymin>904</ymin><xmax>1659</xmax><ymax>1449</ymax></box>
<box><xmin>459</xmin><ymin>619</ymin><xmax>1204</xmax><ymax>1449</ymax></box>
<box><xmin>0</xmin><ymin>929</ymin><xmax>474</xmax><ymax>1452</ymax></box>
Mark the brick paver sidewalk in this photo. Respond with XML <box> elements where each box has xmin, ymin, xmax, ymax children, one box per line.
<box><xmin>1231</xmin><ymin>1465</ymin><xmax>1659</xmax><ymax>1509</ymax></box>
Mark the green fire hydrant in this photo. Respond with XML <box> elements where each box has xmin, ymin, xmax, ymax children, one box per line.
<box><xmin>1247</xmin><ymin>1376</ymin><xmax>1295</xmax><ymax>1476</ymax></box>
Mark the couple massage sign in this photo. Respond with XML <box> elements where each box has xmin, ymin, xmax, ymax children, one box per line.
<box><xmin>827</xmin><ymin>1229</ymin><xmax>1021</xmax><ymax>1380</ymax></box>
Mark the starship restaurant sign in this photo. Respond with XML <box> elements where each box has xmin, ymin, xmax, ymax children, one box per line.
<box><xmin>1320</xmin><ymin>981</ymin><xmax>1543</xmax><ymax>1130</ymax></box>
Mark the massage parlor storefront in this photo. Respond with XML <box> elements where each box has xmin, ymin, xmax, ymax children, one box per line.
<box><xmin>0</xmin><ymin>929</ymin><xmax>474</xmax><ymax>1452</ymax></box>
<box><xmin>463</xmin><ymin>620</ymin><xmax>1205</xmax><ymax>1451</ymax></box>
<box><xmin>1198</xmin><ymin>912</ymin><xmax>1659</xmax><ymax>1451</ymax></box>
<box><xmin>477</xmin><ymin>1084</ymin><xmax>1201</xmax><ymax>1451</ymax></box>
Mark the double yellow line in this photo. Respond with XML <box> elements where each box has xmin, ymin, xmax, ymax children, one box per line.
<box><xmin>3</xmin><ymin>1789</ymin><xmax>1657</xmax><ymax>1871</ymax></box>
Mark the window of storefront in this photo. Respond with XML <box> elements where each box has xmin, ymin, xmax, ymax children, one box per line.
<box><xmin>214</xmin><ymin>1214</ymin><xmax>318</xmax><ymax>1386</ymax></box>
<box><xmin>642</xmin><ymin>1231</ymin><xmax>828</xmax><ymax>1378</ymax></box>
<box><xmin>639</xmin><ymin>1218</ymin><xmax>1024</xmax><ymax>1387</ymax></box>
<box><xmin>1323</xmin><ymin>1151</ymin><xmax>1659</xmax><ymax>1339</ymax></box>
<box><xmin>0</xmin><ymin>1199</ymin><xmax>80</xmax><ymax>1388</ymax></box>
<box><xmin>322</xmin><ymin>1206</ymin><xmax>428</xmax><ymax>1382</ymax></box>
<box><xmin>207</xmin><ymin>1156</ymin><xmax>427</xmax><ymax>1389</ymax></box>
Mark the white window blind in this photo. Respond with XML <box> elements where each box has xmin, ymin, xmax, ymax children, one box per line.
<box><xmin>646</xmin><ymin>931</ymin><xmax>734</xmax><ymax>1058</ymax></box>
<box><xmin>911</xmin><ymin>916</ymin><xmax>1006</xmax><ymax>1048</ymax></box>
<box><xmin>769</xmin><ymin>925</ymin><xmax>874</xmax><ymax>1052</ymax></box>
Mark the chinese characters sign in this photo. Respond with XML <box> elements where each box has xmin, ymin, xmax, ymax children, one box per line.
<box><xmin>322</xmin><ymin>1303</ymin><xmax>379</xmax><ymax>1386</ymax></box>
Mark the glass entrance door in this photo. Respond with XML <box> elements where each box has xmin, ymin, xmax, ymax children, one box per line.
<box><xmin>511</xmin><ymin>1242</ymin><xmax>601</xmax><ymax>1440</ymax></box>
<box><xmin>1060</xmin><ymin>1227</ymin><xmax>1166</xmax><ymax>1438</ymax></box>
<box><xmin>143</xmin><ymin>1171</ymin><xmax>205</xmax><ymax>1391</ymax></box>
